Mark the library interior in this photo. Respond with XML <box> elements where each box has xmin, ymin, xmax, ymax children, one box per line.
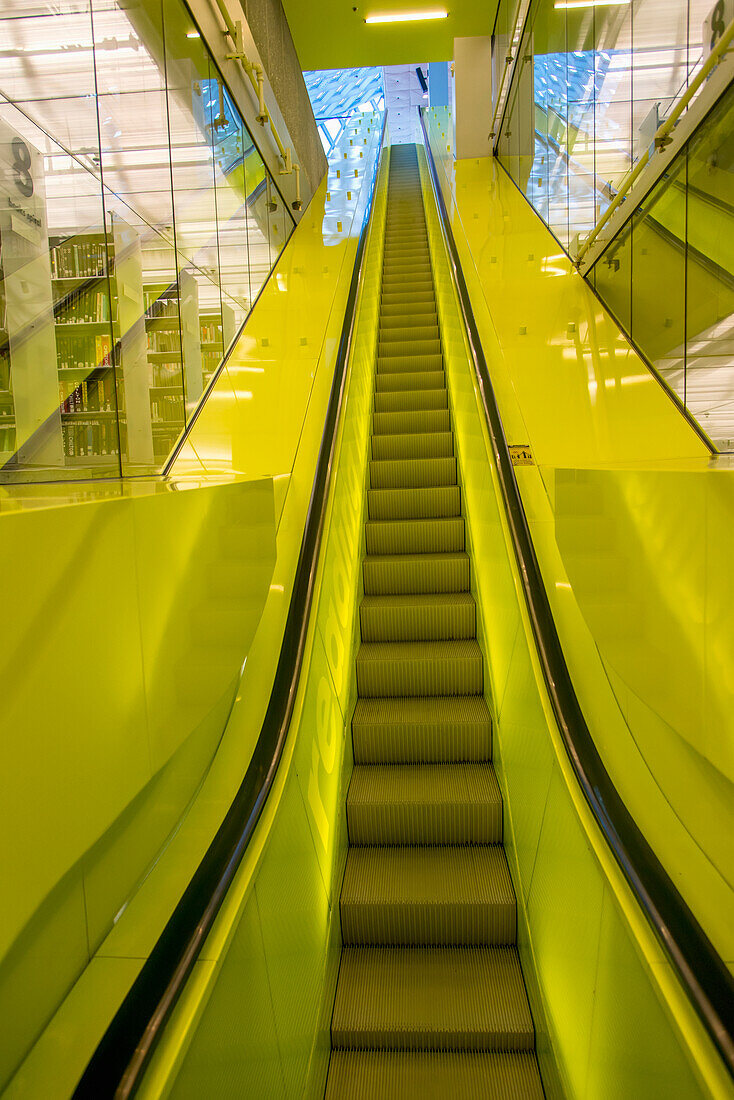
<box><xmin>0</xmin><ymin>0</ymin><xmax>732</xmax><ymax>1097</ymax></box>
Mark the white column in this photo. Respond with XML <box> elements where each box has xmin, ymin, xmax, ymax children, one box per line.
<box><xmin>453</xmin><ymin>37</ymin><xmax>493</xmax><ymax>160</ymax></box>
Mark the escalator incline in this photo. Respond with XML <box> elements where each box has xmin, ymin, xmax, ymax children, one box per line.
<box><xmin>324</xmin><ymin>144</ymin><xmax>544</xmax><ymax>1098</ymax></box>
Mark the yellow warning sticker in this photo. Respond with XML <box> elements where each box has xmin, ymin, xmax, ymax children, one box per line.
<box><xmin>509</xmin><ymin>445</ymin><xmax>534</xmax><ymax>466</ymax></box>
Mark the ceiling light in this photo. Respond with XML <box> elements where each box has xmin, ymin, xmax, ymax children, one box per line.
<box><xmin>365</xmin><ymin>10</ymin><xmax>448</xmax><ymax>24</ymax></box>
<box><xmin>186</xmin><ymin>30</ymin><xmax>200</xmax><ymax>38</ymax></box>
<box><xmin>554</xmin><ymin>0</ymin><xmax>629</xmax><ymax>7</ymax></box>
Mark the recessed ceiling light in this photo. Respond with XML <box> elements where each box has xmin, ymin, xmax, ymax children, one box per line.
<box><xmin>554</xmin><ymin>0</ymin><xmax>628</xmax><ymax>7</ymax></box>
<box><xmin>365</xmin><ymin>10</ymin><xmax>448</xmax><ymax>24</ymax></box>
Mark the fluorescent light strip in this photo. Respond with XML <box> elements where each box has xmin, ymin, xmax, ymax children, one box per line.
<box><xmin>365</xmin><ymin>10</ymin><xmax>447</xmax><ymax>24</ymax></box>
<box><xmin>554</xmin><ymin>0</ymin><xmax>629</xmax><ymax>7</ymax></box>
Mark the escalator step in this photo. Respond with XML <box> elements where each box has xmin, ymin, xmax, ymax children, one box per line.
<box><xmin>380</xmin><ymin>309</ymin><xmax>438</xmax><ymax>327</ymax></box>
<box><xmin>374</xmin><ymin>388</ymin><xmax>448</xmax><ymax>413</ymax></box>
<box><xmin>331</xmin><ymin>946</ymin><xmax>534</xmax><ymax>1051</ymax></box>
<box><xmin>367</xmin><ymin>484</ymin><xmax>459</xmax><ymax>521</ymax></box>
<box><xmin>374</xmin><ymin>371</ymin><xmax>446</xmax><ymax>393</ymax></box>
<box><xmin>369</xmin><ymin>456</ymin><xmax>457</xmax><ymax>490</ymax></box>
<box><xmin>356</xmin><ymin>640</ymin><xmax>483</xmax><ymax>698</ymax></box>
<box><xmin>365</xmin><ymin>516</ymin><xmax>464</xmax><ymax>556</ymax></box>
<box><xmin>360</xmin><ymin>592</ymin><xmax>475</xmax><ymax>641</ymax></box>
<box><xmin>375</xmin><ymin>354</ymin><xmax>443</xmax><ymax>374</ymax></box>
<box><xmin>347</xmin><ymin>762</ymin><xmax>502</xmax><ymax>844</ymax></box>
<box><xmin>352</xmin><ymin>696</ymin><xmax>491</xmax><ymax>764</ymax></box>
<box><xmin>340</xmin><ymin>845</ymin><xmax>515</xmax><ymax>946</ymax></box>
<box><xmin>325</xmin><ymin>1051</ymin><xmax>544</xmax><ymax>1100</ymax></box>
<box><xmin>362</xmin><ymin>551</ymin><xmax>471</xmax><ymax>596</ymax></box>
<box><xmin>370</xmin><ymin>430</ymin><xmax>453</xmax><ymax>461</ymax></box>
<box><xmin>372</xmin><ymin>408</ymin><xmax>450</xmax><ymax>435</ymax></box>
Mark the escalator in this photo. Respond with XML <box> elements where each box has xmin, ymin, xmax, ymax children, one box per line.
<box><xmin>61</xmin><ymin>127</ymin><xmax>734</xmax><ymax>1100</ymax></box>
<box><xmin>325</xmin><ymin>144</ymin><xmax>543</xmax><ymax>1097</ymax></box>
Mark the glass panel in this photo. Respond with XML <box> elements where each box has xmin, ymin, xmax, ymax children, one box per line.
<box><xmin>163</xmin><ymin>3</ymin><xmax>223</xmax><ymax>413</ymax></box>
<box><xmin>630</xmin><ymin>160</ymin><xmax>687</xmax><ymax>397</ymax></box>
<box><xmin>0</xmin><ymin>1</ymin><xmax>120</xmax><ymax>480</ymax></box>
<box><xmin>0</xmin><ymin>0</ymin><xmax>295</xmax><ymax>482</ymax></box>
<box><xmin>684</xmin><ymin>86</ymin><xmax>734</xmax><ymax>448</ymax></box>
<box><xmin>592</xmin><ymin>221</ymin><xmax>632</xmax><ymax>334</ymax></box>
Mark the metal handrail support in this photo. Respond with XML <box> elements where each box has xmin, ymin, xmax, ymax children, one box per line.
<box><xmin>213</xmin><ymin>0</ymin><xmax>303</xmax><ymax>210</ymax></box>
<box><xmin>490</xmin><ymin>0</ymin><xmax>533</xmax><ymax>143</ymax></box>
<box><xmin>576</xmin><ymin>17</ymin><xmax>734</xmax><ymax>268</ymax></box>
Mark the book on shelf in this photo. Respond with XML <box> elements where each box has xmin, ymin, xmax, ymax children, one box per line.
<box><xmin>0</xmin><ymin>424</ymin><xmax>15</xmax><ymax>453</ymax></box>
<box><xmin>59</xmin><ymin>374</ymin><xmax>116</xmax><ymax>414</ymax></box>
<box><xmin>151</xmin><ymin>392</ymin><xmax>184</xmax><ymax>423</ymax></box>
<box><xmin>61</xmin><ymin>418</ymin><xmax>120</xmax><ymax>458</ymax></box>
<box><xmin>56</xmin><ymin>332</ymin><xmax>113</xmax><ymax>373</ymax></box>
<box><xmin>56</xmin><ymin>286</ymin><xmax>113</xmax><ymax>325</ymax></box>
<box><xmin>147</xmin><ymin>330</ymin><xmax>181</xmax><ymax>354</ymax></box>
<box><xmin>50</xmin><ymin>239</ymin><xmax>107</xmax><ymax>280</ymax></box>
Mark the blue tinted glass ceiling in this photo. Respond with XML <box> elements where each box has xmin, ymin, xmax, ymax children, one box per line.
<box><xmin>304</xmin><ymin>67</ymin><xmax>384</xmax><ymax>154</ymax></box>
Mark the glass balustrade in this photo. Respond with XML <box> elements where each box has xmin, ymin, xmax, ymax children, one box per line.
<box><xmin>494</xmin><ymin>0</ymin><xmax>734</xmax><ymax>447</ymax></box>
<box><xmin>0</xmin><ymin>0</ymin><xmax>294</xmax><ymax>482</ymax></box>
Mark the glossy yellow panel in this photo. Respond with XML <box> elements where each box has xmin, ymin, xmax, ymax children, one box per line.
<box><xmin>4</xmin><ymin>114</ymin><xmax>387</xmax><ymax>1096</ymax></box>
<box><xmin>139</xmin><ymin>135</ymin><xmax>390</xmax><ymax>1100</ymax></box>
<box><xmin>424</xmin><ymin>108</ymin><xmax>709</xmax><ymax>469</ymax></box>
<box><xmin>417</xmin><ymin>135</ymin><xmax>725</xmax><ymax>1098</ymax></box>
<box><xmin>0</xmin><ymin>475</ymin><xmax>276</xmax><ymax>1090</ymax></box>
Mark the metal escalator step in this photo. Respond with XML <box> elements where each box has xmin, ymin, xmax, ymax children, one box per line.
<box><xmin>381</xmin><ymin>273</ymin><xmax>433</xmax><ymax>290</ymax></box>
<box><xmin>340</xmin><ymin>845</ymin><xmax>515</xmax><ymax>945</ymax></box>
<box><xmin>369</xmin><ymin>456</ymin><xmax>456</xmax><ymax>490</ymax></box>
<box><xmin>380</xmin><ymin>296</ymin><xmax>436</xmax><ymax>315</ymax></box>
<box><xmin>325</xmin><ymin>1051</ymin><xmax>544</xmax><ymax>1100</ymax></box>
<box><xmin>360</xmin><ymin>592</ymin><xmax>475</xmax><ymax>642</ymax></box>
<box><xmin>365</xmin><ymin>516</ymin><xmax>464</xmax><ymax>556</ymax></box>
<box><xmin>375</xmin><ymin>353</ymin><xmax>443</xmax><ymax>374</ymax></box>
<box><xmin>347</xmin><ymin>762</ymin><xmax>502</xmax><ymax>844</ymax></box>
<box><xmin>383</xmin><ymin>245</ymin><xmax>430</xmax><ymax>260</ymax></box>
<box><xmin>371</xmin><ymin>430</ymin><xmax>453</xmax><ymax>461</ymax></box>
<box><xmin>331</xmin><ymin>946</ymin><xmax>534</xmax><ymax>1051</ymax></box>
<box><xmin>356</xmin><ymin>640</ymin><xmax>483</xmax><ymax>697</ymax></box>
<box><xmin>367</xmin><ymin>484</ymin><xmax>459</xmax><ymax>521</ymax></box>
<box><xmin>362</xmin><ymin>551</ymin><xmax>470</xmax><ymax>596</ymax></box>
<box><xmin>374</xmin><ymin>371</ymin><xmax>445</xmax><ymax>393</ymax></box>
<box><xmin>378</xmin><ymin>332</ymin><xmax>440</xmax><ymax>354</ymax></box>
<box><xmin>352</xmin><ymin>695</ymin><xmax>491</xmax><ymax>764</ymax></box>
<box><xmin>378</xmin><ymin>338</ymin><xmax>441</xmax><ymax>359</ymax></box>
<box><xmin>380</xmin><ymin>309</ymin><xmax>438</xmax><ymax>327</ymax></box>
<box><xmin>374</xmin><ymin>388</ymin><xmax>448</xmax><ymax>414</ymax></box>
<box><xmin>372</xmin><ymin>408</ymin><xmax>450</xmax><ymax>435</ymax></box>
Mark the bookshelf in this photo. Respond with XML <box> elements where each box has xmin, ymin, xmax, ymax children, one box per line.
<box><xmin>200</xmin><ymin>303</ymin><xmax>235</xmax><ymax>386</ymax></box>
<box><xmin>50</xmin><ymin>232</ymin><xmax>121</xmax><ymax>464</ymax></box>
<box><xmin>144</xmin><ymin>280</ymin><xmax>186</xmax><ymax>462</ymax></box>
<box><xmin>0</xmin><ymin>254</ymin><xmax>15</xmax><ymax>460</ymax></box>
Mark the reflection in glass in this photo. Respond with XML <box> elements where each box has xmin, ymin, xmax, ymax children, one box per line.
<box><xmin>0</xmin><ymin>0</ymin><xmax>294</xmax><ymax>482</ymax></box>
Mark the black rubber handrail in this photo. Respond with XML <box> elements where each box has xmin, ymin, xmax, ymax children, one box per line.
<box><xmin>72</xmin><ymin>113</ymin><xmax>387</xmax><ymax>1099</ymax></box>
<box><xmin>419</xmin><ymin>106</ymin><xmax>734</xmax><ymax>1079</ymax></box>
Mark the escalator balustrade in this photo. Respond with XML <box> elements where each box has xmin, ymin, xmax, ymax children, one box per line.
<box><xmin>325</xmin><ymin>144</ymin><xmax>544</xmax><ymax>1098</ymax></box>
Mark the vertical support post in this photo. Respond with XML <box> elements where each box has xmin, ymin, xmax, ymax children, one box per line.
<box><xmin>453</xmin><ymin>37</ymin><xmax>493</xmax><ymax>159</ymax></box>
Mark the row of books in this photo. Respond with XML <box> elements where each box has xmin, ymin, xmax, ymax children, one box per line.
<box><xmin>151</xmin><ymin>393</ymin><xmax>184</xmax><ymax>423</ymax></box>
<box><xmin>147</xmin><ymin>331</ymin><xmax>181</xmax><ymax>353</ymax></box>
<box><xmin>50</xmin><ymin>239</ymin><xmax>108</xmax><ymax>280</ymax></box>
<box><xmin>202</xmin><ymin>350</ymin><xmax>220</xmax><ymax>377</ymax></box>
<box><xmin>59</xmin><ymin>375</ymin><xmax>117</xmax><ymax>414</ymax></box>
<box><xmin>144</xmin><ymin>289</ymin><xmax>178</xmax><ymax>316</ymax></box>
<box><xmin>200</xmin><ymin>321</ymin><xmax>223</xmax><ymax>344</ymax></box>
<box><xmin>56</xmin><ymin>288</ymin><xmax>113</xmax><ymax>325</ymax></box>
<box><xmin>151</xmin><ymin>363</ymin><xmax>184</xmax><ymax>389</ymax></box>
<box><xmin>56</xmin><ymin>333</ymin><xmax>112</xmax><ymax>372</ymax></box>
<box><xmin>62</xmin><ymin>420</ymin><xmax>121</xmax><ymax>458</ymax></box>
